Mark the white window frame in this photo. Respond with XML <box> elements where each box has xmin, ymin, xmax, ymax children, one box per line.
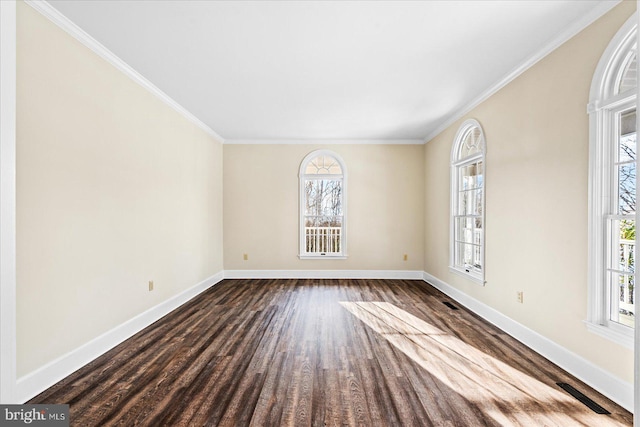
<box><xmin>586</xmin><ymin>15</ymin><xmax>636</xmax><ymax>349</ymax></box>
<box><xmin>299</xmin><ymin>150</ymin><xmax>347</xmax><ymax>259</ymax></box>
<box><xmin>450</xmin><ymin>119</ymin><xmax>486</xmax><ymax>285</ymax></box>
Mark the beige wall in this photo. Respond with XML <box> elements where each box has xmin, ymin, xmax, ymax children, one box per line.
<box><xmin>16</xmin><ymin>2</ymin><xmax>224</xmax><ymax>377</ymax></box>
<box><xmin>224</xmin><ymin>144</ymin><xmax>424</xmax><ymax>271</ymax></box>
<box><xmin>424</xmin><ymin>1</ymin><xmax>636</xmax><ymax>383</ymax></box>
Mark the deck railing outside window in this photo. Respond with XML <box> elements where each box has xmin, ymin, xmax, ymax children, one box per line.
<box><xmin>305</xmin><ymin>226</ymin><xmax>342</xmax><ymax>254</ymax></box>
<box><xmin>617</xmin><ymin>238</ymin><xmax>635</xmax><ymax>326</ymax></box>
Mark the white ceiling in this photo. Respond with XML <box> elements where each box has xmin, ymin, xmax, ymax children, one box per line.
<box><xmin>47</xmin><ymin>0</ymin><xmax>618</xmax><ymax>143</ymax></box>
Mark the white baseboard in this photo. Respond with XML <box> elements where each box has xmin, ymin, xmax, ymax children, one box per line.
<box><xmin>16</xmin><ymin>270</ymin><xmax>631</xmax><ymax>412</ymax></box>
<box><xmin>14</xmin><ymin>270</ymin><xmax>417</xmax><ymax>402</ymax></box>
<box><xmin>422</xmin><ymin>271</ymin><xmax>634</xmax><ymax>413</ymax></box>
<box><xmin>15</xmin><ymin>271</ymin><xmax>224</xmax><ymax>403</ymax></box>
<box><xmin>224</xmin><ymin>269</ymin><xmax>424</xmax><ymax>280</ymax></box>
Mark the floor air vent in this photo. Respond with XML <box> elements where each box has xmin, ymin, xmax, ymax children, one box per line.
<box><xmin>442</xmin><ymin>301</ymin><xmax>459</xmax><ymax>310</ymax></box>
<box><xmin>556</xmin><ymin>383</ymin><xmax>610</xmax><ymax>414</ymax></box>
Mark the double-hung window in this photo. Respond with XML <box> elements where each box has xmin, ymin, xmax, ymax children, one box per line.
<box><xmin>299</xmin><ymin>150</ymin><xmax>347</xmax><ymax>259</ymax></box>
<box><xmin>587</xmin><ymin>16</ymin><xmax>636</xmax><ymax>348</ymax></box>
<box><xmin>450</xmin><ymin>119</ymin><xmax>486</xmax><ymax>284</ymax></box>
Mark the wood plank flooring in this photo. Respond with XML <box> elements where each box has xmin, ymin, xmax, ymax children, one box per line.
<box><xmin>30</xmin><ymin>279</ymin><xmax>633</xmax><ymax>426</ymax></box>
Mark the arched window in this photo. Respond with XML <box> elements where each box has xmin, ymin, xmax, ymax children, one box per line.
<box><xmin>450</xmin><ymin>119</ymin><xmax>486</xmax><ymax>284</ymax></box>
<box><xmin>587</xmin><ymin>15</ymin><xmax>636</xmax><ymax>348</ymax></box>
<box><xmin>299</xmin><ymin>150</ymin><xmax>347</xmax><ymax>259</ymax></box>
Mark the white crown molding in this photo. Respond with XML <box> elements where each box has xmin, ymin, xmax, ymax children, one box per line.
<box><xmin>224</xmin><ymin>270</ymin><xmax>424</xmax><ymax>280</ymax></box>
<box><xmin>15</xmin><ymin>272</ymin><xmax>224</xmax><ymax>403</ymax></box>
<box><xmin>23</xmin><ymin>0</ymin><xmax>624</xmax><ymax>147</ymax></box>
<box><xmin>224</xmin><ymin>139</ymin><xmax>425</xmax><ymax>145</ymax></box>
<box><xmin>422</xmin><ymin>271</ymin><xmax>633</xmax><ymax>413</ymax></box>
<box><xmin>423</xmin><ymin>0</ymin><xmax>624</xmax><ymax>143</ymax></box>
<box><xmin>24</xmin><ymin>0</ymin><xmax>225</xmax><ymax>144</ymax></box>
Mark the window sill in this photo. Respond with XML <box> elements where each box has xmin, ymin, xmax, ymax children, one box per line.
<box><xmin>299</xmin><ymin>254</ymin><xmax>348</xmax><ymax>260</ymax></box>
<box><xmin>584</xmin><ymin>320</ymin><xmax>633</xmax><ymax>350</ymax></box>
<box><xmin>449</xmin><ymin>266</ymin><xmax>485</xmax><ymax>286</ymax></box>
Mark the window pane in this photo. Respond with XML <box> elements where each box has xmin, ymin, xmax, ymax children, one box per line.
<box><xmin>460</xmin><ymin>191</ymin><xmax>469</xmax><ymax>215</ymax></box>
<box><xmin>456</xmin><ymin>217</ymin><xmax>472</xmax><ymax>242</ymax></box>
<box><xmin>610</xmin><ymin>272</ymin><xmax>635</xmax><ymax>327</ymax></box>
<box><xmin>305</xmin><ymin>179</ymin><xmax>343</xmax><ymax>216</ymax></box>
<box><xmin>458</xmin><ymin>190</ymin><xmax>468</xmax><ymax>216</ymax></box>
<box><xmin>459</xmin><ymin>161</ymin><xmax>483</xmax><ymax>190</ymax></box>
<box><xmin>460</xmin><ymin>165</ymin><xmax>473</xmax><ymax>190</ymax></box>
<box><xmin>619</xmin><ymin>132</ymin><xmax>636</xmax><ymax>163</ymax></box>
<box><xmin>617</xmin><ymin>110</ymin><xmax>636</xmax><ymax>216</ymax></box>
<box><xmin>458</xmin><ymin>161</ymin><xmax>483</xmax><ymax>216</ymax></box>
<box><xmin>607</xmin><ymin>218</ymin><xmax>635</xmax><ymax>328</ymax></box>
<box><xmin>618</xmin><ymin>162</ymin><xmax>636</xmax><ymax>215</ymax></box>
<box><xmin>328</xmin><ymin>217</ymin><xmax>342</xmax><ymax>253</ymax></box>
<box><xmin>304</xmin><ymin>181</ymin><xmax>319</xmax><ymax>215</ymax></box>
<box><xmin>304</xmin><ymin>215</ymin><xmax>342</xmax><ymax>254</ymax></box>
<box><xmin>617</xmin><ymin>53</ymin><xmax>637</xmax><ymax>94</ymax></box>
<box><xmin>473</xmin><ymin>218</ymin><xmax>482</xmax><ymax>245</ymax></box>
<box><xmin>609</xmin><ymin>219</ymin><xmax>636</xmax><ymax>274</ymax></box>
<box><xmin>456</xmin><ymin>216</ymin><xmax>480</xmax><ymax>247</ymax></box>
<box><xmin>459</xmin><ymin>188</ymin><xmax>482</xmax><ymax>216</ymax></box>
<box><xmin>619</xmin><ymin>110</ymin><xmax>636</xmax><ymax>163</ymax></box>
<box><xmin>305</xmin><ymin>155</ymin><xmax>342</xmax><ymax>175</ymax></box>
<box><xmin>474</xmin><ymin>244</ymin><xmax>482</xmax><ymax>271</ymax></box>
<box><xmin>304</xmin><ymin>216</ymin><xmax>320</xmax><ymax>253</ymax></box>
<box><xmin>456</xmin><ymin>242</ymin><xmax>472</xmax><ymax>270</ymax></box>
<box><xmin>459</xmin><ymin>127</ymin><xmax>483</xmax><ymax>159</ymax></box>
<box><xmin>455</xmin><ymin>242</ymin><xmax>481</xmax><ymax>272</ymax></box>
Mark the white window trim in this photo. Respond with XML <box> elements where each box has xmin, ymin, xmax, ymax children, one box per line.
<box><xmin>298</xmin><ymin>149</ymin><xmax>348</xmax><ymax>259</ymax></box>
<box><xmin>586</xmin><ymin>14</ymin><xmax>636</xmax><ymax>349</ymax></box>
<box><xmin>449</xmin><ymin>119</ymin><xmax>486</xmax><ymax>285</ymax></box>
<box><xmin>0</xmin><ymin>0</ymin><xmax>17</xmax><ymax>403</ymax></box>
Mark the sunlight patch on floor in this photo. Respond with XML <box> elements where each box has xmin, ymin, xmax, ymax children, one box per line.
<box><xmin>339</xmin><ymin>301</ymin><xmax>625</xmax><ymax>426</ymax></box>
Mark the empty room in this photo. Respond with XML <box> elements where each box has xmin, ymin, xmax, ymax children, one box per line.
<box><xmin>0</xmin><ymin>0</ymin><xmax>638</xmax><ymax>425</ymax></box>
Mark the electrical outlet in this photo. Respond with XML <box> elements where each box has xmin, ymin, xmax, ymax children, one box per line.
<box><xmin>149</xmin><ymin>281</ymin><xmax>154</xmax><ymax>291</ymax></box>
<box><xmin>517</xmin><ymin>291</ymin><xmax>523</xmax><ymax>303</ymax></box>
<box><xmin>403</xmin><ymin>254</ymin><xmax>408</xmax><ymax>261</ymax></box>
<box><xmin>243</xmin><ymin>253</ymin><xmax>248</xmax><ymax>261</ymax></box>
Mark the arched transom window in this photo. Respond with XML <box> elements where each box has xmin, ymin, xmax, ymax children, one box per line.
<box><xmin>299</xmin><ymin>150</ymin><xmax>347</xmax><ymax>259</ymax></box>
<box><xmin>450</xmin><ymin>119</ymin><xmax>486</xmax><ymax>284</ymax></box>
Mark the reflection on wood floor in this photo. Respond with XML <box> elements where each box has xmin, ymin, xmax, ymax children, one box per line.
<box><xmin>30</xmin><ymin>279</ymin><xmax>632</xmax><ymax>426</ymax></box>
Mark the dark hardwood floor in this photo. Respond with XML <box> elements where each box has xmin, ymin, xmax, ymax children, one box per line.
<box><xmin>30</xmin><ymin>279</ymin><xmax>633</xmax><ymax>426</ymax></box>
